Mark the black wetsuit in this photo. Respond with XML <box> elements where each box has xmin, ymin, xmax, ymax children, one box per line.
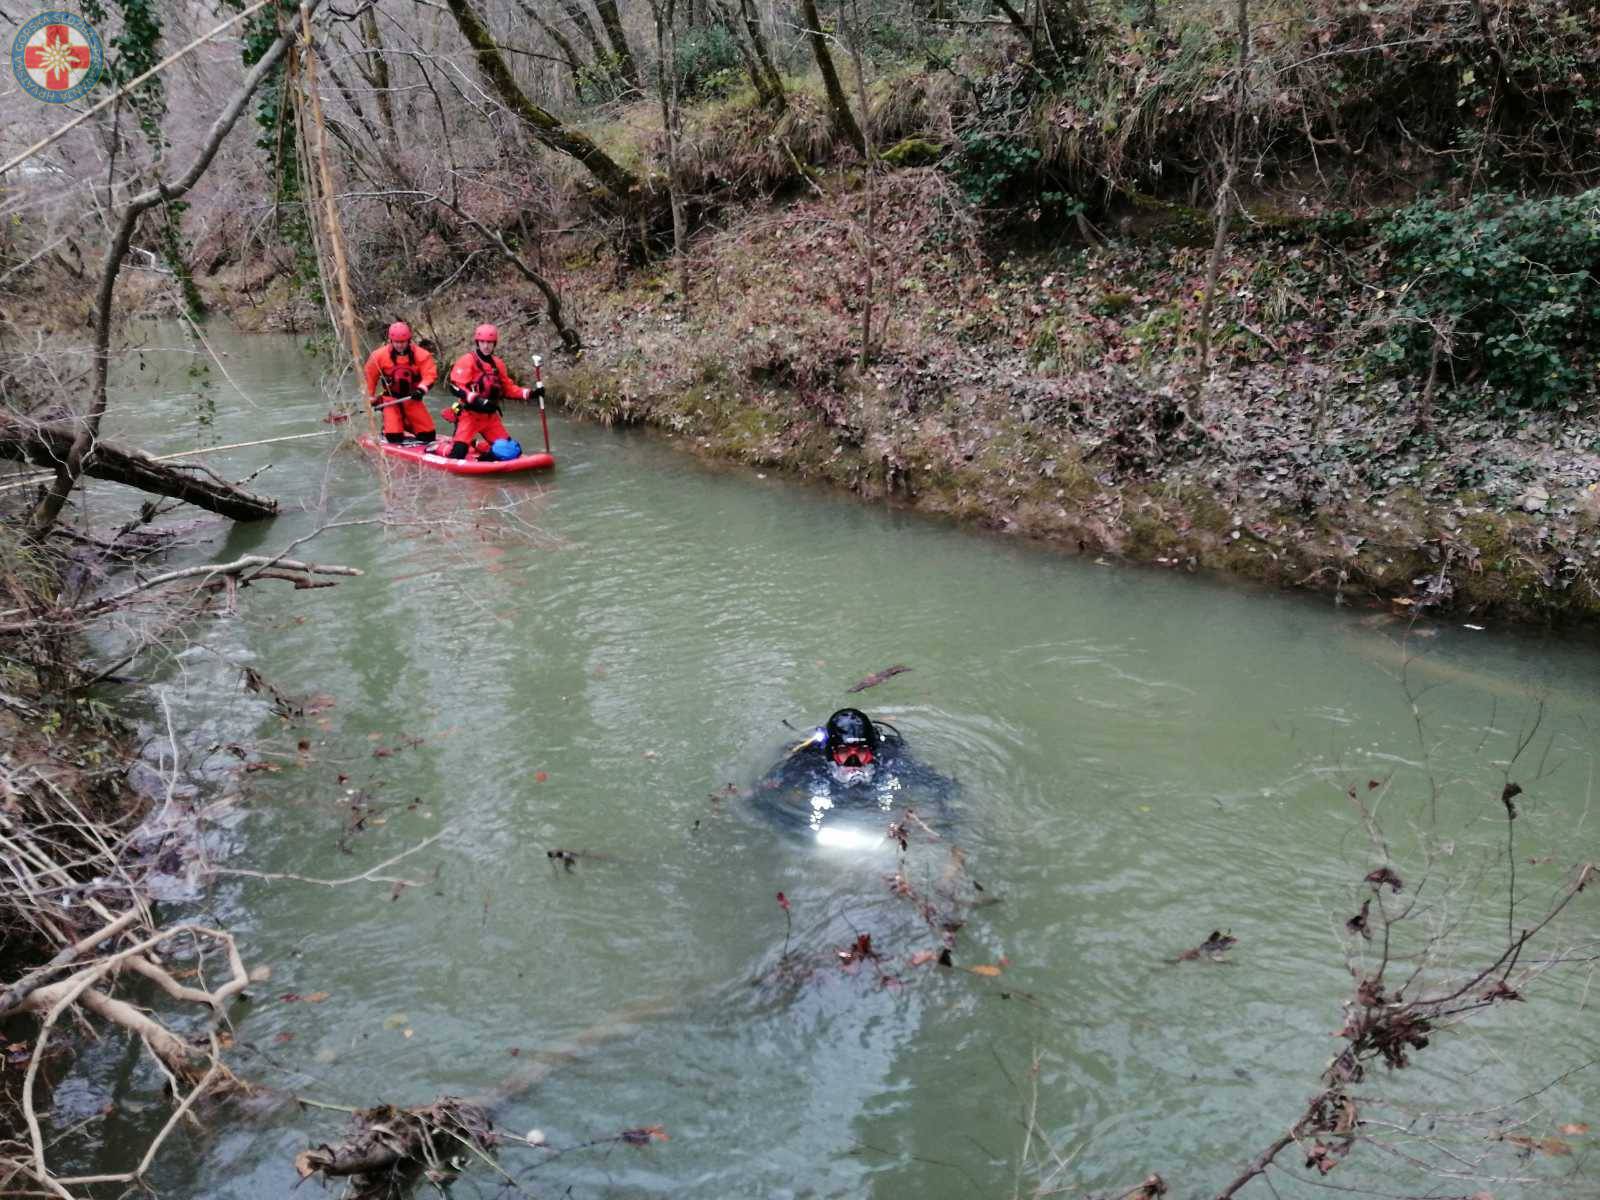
<box><xmin>753</xmin><ymin>726</ymin><xmax>956</xmax><ymax>842</ymax></box>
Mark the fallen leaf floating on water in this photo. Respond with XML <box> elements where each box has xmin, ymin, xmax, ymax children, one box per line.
<box><xmin>1482</xmin><ymin>978</ymin><xmax>1522</xmax><ymax>1002</ymax></box>
<box><xmin>1131</xmin><ymin>1174</ymin><xmax>1167</xmax><ymax>1199</ymax></box>
<box><xmin>907</xmin><ymin>950</ymin><xmax>940</xmax><ymax>967</ymax></box>
<box><xmin>1501</xmin><ymin>781</ymin><xmax>1522</xmax><ymax>818</ymax></box>
<box><xmin>1364</xmin><ymin>866</ymin><xmax>1404</xmax><ymax>892</ymax></box>
<box><xmin>838</xmin><ymin>933</ymin><xmax>877</xmax><ymax>965</ymax></box>
<box><xmin>846</xmin><ymin>664</ymin><xmax>912</xmax><ymax>693</ymax></box>
<box><xmin>1558</xmin><ymin>1123</ymin><xmax>1590</xmax><ymax>1135</ymax></box>
<box><xmin>620</xmin><ymin>1126</ymin><xmax>669</xmax><ymax>1145</ymax></box>
<box><xmin>1501</xmin><ymin>1134</ymin><xmax>1572</xmax><ymax>1156</ymax></box>
<box><xmin>1175</xmin><ymin>930</ymin><xmax>1237</xmax><ymax>962</ymax></box>
<box><xmin>1304</xmin><ymin>1140</ymin><xmax>1341</xmax><ymax>1174</ymax></box>
<box><xmin>1346</xmin><ymin>898</ymin><xmax>1373</xmax><ymax>940</ymax></box>
<box><xmin>534</xmin><ymin>770</ymin><xmax>548</xmax><ymax>783</ymax></box>
<box><xmin>966</xmin><ymin>963</ymin><xmax>1004</xmax><ymax>977</ymax></box>
<box><xmin>775</xmin><ymin>891</ymin><xmax>790</xmax><ymax>912</ymax></box>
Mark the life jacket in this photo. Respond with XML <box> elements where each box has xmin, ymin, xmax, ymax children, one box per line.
<box><xmin>450</xmin><ymin>351</ymin><xmax>511</xmax><ymax>414</ymax></box>
<box><xmin>457</xmin><ymin>352</ymin><xmax>504</xmax><ymax>400</ymax></box>
<box><xmin>381</xmin><ymin>346</ymin><xmax>421</xmax><ymax>398</ymax></box>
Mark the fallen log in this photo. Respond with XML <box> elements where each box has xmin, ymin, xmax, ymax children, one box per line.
<box><xmin>0</xmin><ymin>417</ymin><xmax>278</xmax><ymax>522</ymax></box>
<box><xmin>295</xmin><ymin>1099</ymin><xmax>494</xmax><ymax>1198</ymax></box>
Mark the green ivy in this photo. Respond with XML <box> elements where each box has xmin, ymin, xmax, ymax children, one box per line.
<box><xmin>950</xmin><ymin>130</ymin><xmax>1084</xmax><ymax>224</ymax></box>
<box><xmin>1377</xmin><ymin>190</ymin><xmax>1600</xmax><ymax>410</ymax></box>
<box><xmin>577</xmin><ymin>52</ymin><xmax>628</xmax><ymax>105</ymax></box>
<box><xmin>673</xmin><ymin>23</ymin><xmax>742</xmax><ymax>99</ymax></box>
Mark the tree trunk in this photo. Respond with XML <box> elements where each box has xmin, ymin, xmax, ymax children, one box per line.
<box><xmin>445</xmin><ymin>0</ymin><xmax>648</xmax><ymax>209</ymax></box>
<box><xmin>652</xmin><ymin>0</ymin><xmax>690</xmax><ymax>296</ymax></box>
<box><xmin>358</xmin><ymin>5</ymin><xmax>397</xmax><ymax>150</ymax></box>
<box><xmin>298</xmin><ymin>14</ymin><xmax>366</xmax><ymax>378</ymax></box>
<box><xmin>1193</xmin><ymin>0</ymin><xmax>1249</xmax><ymax>392</ymax></box>
<box><xmin>593</xmin><ymin>0</ymin><xmax>643</xmax><ymax>92</ymax></box>
<box><xmin>516</xmin><ymin>0</ymin><xmax>585</xmax><ymax>93</ymax></box>
<box><xmin>799</xmin><ymin>0</ymin><xmax>864</xmax><ymax>156</ymax></box>
<box><xmin>739</xmin><ymin>0</ymin><xmax>786</xmax><ymax>109</ymax></box>
<box><xmin>711</xmin><ymin>0</ymin><xmax>783</xmax><ymax>110</ymax></box>
<box><xmin>708</xmin><ymin>0</ymin><xmax>775</xmax><ymax>108</ymax></box>
<box><xmin>558</xmin><ymin>0</ymin><xmax>611</xmax><ymax>68</ymax></box>
<box><xmin>849</xmin><ymin>13</ymin><xmax>875</xmax><ymax>369</ymax></box>
<box><xmin>2</xmin><ymin>419</ymin><xmax>279</xmax><ymax>522</ymax></box>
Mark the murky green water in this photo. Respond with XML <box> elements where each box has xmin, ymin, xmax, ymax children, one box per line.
<box><xmin>46</xmin><ymin>323</ymin><xmax>1600</xmax><ymax>1197</ymax></box>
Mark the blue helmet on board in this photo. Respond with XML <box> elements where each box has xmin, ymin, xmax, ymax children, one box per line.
<box><xmin>491</xmin><ymin>438</ymin><xmax>522</xmax><ymax>461</ymax></box>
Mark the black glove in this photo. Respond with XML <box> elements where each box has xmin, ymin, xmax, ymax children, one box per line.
<box><xmin>411</xmin><ymin>383</ymin><xmax>429</xmax><ymax>400</ymax></box>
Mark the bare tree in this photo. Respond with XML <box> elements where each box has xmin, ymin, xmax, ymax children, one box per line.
<box><xmin>1193</xmin><ymin>0</ymin><xmax>1249</xmax><ymax>400</ymax></box>
<box><xmin>708</xmin><ymin>0</ymin><xmax>772</xmax><ymax>108</ymax></box>
<box><xmin>593</xmin><ymin>0</ymin><xmax>644</xmax><ymax>93</ymax></box>
<box><xmin>799</xmin><ymin>0</ymin><xmax>865</xmax><ymax>156</ymax></box>
<box><xmin>847</xmin><ymin>0</ymin><xmax>877</xmax><ymax>368</ymax></box>
<box><xmin>25</xmin><ymin>1</ymin><xmax>323</xmax><ymax>540</ymax></box>
<box><xmin>445</xmin><ymin>0</ymin><xmax>649</xmax><ymax>209</ymax></box>
<box><xmin>709</xmin><ymin>0</ymin><xmax>785</xmax><ymax>111</ymax></box>
<box><xmin>558</xmin><ymin>0</ymin><xmax>614</xmax><ymax>73</ymax></box>
<box><xmin>515</xmin><ymin>0</ymin><xmax>587</xmax><ymax>93</ymax></box>
<box><xmin>357</xmin><ymin>5</ymin><xmax>399</xmax><ymax>150</ymax></box>
<box><xmin>650</xmin><ymin>0</ymin><xmax>691</xmax><ymax>295</ymax></box>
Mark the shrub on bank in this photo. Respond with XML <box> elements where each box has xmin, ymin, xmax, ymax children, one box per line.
<box><xmin>1376</xmin><ymin>190</ymin><xmax>1600</xmax><ymax>409</ymax></box>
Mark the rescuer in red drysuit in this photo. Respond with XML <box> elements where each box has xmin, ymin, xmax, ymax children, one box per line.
<box><xmin>363</xmin><ymin>322</ymin><xmax>439</xmax><ymax>445</ymax></box>
<box><xmin>442</xmin><ymin>324</ymin><xmax>534</xmax><ymax>459</ymax></box>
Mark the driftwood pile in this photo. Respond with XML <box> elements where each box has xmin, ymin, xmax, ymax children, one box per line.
<box><xmin>294</xmin><ymin>1098</ymin><xmax>495</xmax><ymax>1200</ymax></box>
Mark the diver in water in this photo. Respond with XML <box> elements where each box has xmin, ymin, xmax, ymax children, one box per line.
<box><xmin>756</xmin><ymin>708</ymin><xmax>955</xmax><ymax>844</ymax></box>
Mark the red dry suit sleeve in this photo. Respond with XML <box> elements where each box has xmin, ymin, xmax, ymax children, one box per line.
<box><xmin>415</xmin><ymin>345</ymin><xmax>439</xmax><ymax>390</ymax></box>
<box><xmin>364</xmin><ymin>348</ymin><xmax>386</xmax><ymax>399</ymax></box>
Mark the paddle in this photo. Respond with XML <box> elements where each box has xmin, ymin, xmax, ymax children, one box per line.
<box><xmin>531</xmin><ymin>355</ymin><xmax>550</xmax><ymax>454</ymax></box>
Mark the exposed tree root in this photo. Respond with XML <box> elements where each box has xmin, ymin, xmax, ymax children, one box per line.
<box><xmin>0</xmin><ymin>746</ymin><xmax>252</xmax><ymax>1199</ymax></box>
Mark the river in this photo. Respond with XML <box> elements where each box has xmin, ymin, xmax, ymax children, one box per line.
<box><xmin>46</xmin><ymin>322</ymin><xmax>1600</xmax><ymax>1198</ymax></box>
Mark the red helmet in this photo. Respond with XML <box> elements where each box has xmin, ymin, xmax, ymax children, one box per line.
<box><xmin>388</xmin><ymin>321</ymin><xmax>411</xmax><ymax>342</ymax></box>
<box><xmin>473</xmin><ymin>323</ymin><xmax>499</xmax><ymax>344</ymax></box>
